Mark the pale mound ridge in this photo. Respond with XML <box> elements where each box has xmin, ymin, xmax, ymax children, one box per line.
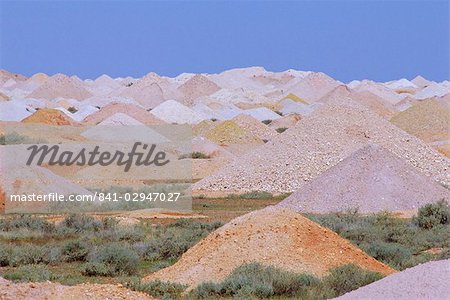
<box><xmin>150</xmin><ymin>100</ymin><xmax>204</xmax><ymax>124</ymax></box>
<box><xmin>278</xmin><ymin>99</ymin><xmax>315</xmax><ymax>116</ymax></box>
<box><xmin>391</xmin><ymin>99</ymin><xmax>450</xmax><ymax>142</ymax></box>
<box><xmin>231</xmin><ymin>114</ymin><xmax>277</xmax><ymax>140</ymax></box>
<box><xmin>205</xmin><ymin>120</ymin><xmax>262</xmax><ymax>145</ymax></box>
<box><xmin>348</xmin><ymin>90</ymin><xmax>397</xmax><ymax>118</ymax></box>
<box><xmin>22</xmin><ymin>108</ymin><xmax>76</xmax><ymax>125</ymax></box>
<box><xmin>414</xmin><ymin>82</ymin><xmax>450</xmax><ymax>100</ymax></box>
<box><xmin>353</xmin><ymin>80</ymin><xmax>405</xmax><ymax>105</ymax></box>
<box><xmin>119</xmin><ymin>72</ymin><xmax>180</xmax><ymax>109</ymax></box>
<box><xmin>241</xmin><ymin>107</ymin><xmax>281</xmax><ymax>121</ymax></box>
<box><xmin>411</xmin><ymin>75</ymin><xmax>431</xmax><ymax>88</ymax></box>
<box><xmin>27</xmin><ymin>74</ymin><xmax>92</xmax><ymax>100</ymax></box>
<box><xmin>278</xmin><ymin>144</ymin><xmax>450</xmax><ymax>213</ymax></box>
<box><xmin>335</xmin><ymin>259</ymin><xmax>450</xmax><ymax>300</ymax></box>
<box><xmin>281</xmin><ymin>93</ymin><xmax>309</xmax><ymax>104</ymax></box>
<box><xmin>0</xmin><ymin>101</ymin><xmax>34</xmax><ymax>121</ymax></box>
<box><xmin>385</xmin><ymin>78</ymin><xmax>417</xmax><ymax>91</ymax></box>
<box><xmin>269</xmin><ymin>113</ymin><xmax>301</xmax><ymax>129</ymax></box>
<box><xmin>191</xmin><ymin>103</ymin><xmax>225</xmax><ymax>121</ymax></box>
<box><xmin>83</xmin><ymin>103</ymin><xmax>164</xmax><ymax>125</ymax></box>
<box><xmin>283</xmin><ymin>72</ymin><xmax>340</xmax><ymax>102</ymax></box>
<box><xmin>0</xmin><ymin>277</ymin><xmax>155</xmax><ymax>300</ymax></box>
<box><xmin>0</xmin><ymin>70</ymin><xmax>27</xmax><ymax>85</ymax></box>
<box><xmin>145</xmin><ymin>206</ymin><xmax>395</xmax><ymax>288</ymax></box>
<box><xmin>81</xmin><ymin>114</ymin><xmax>169</xmax><ymax>143</ymax></box>
<box><xmin>178</xmin><ymin>74</ymin><xmax>220</xmax><ymax>105</ymax></box>
<box><xmin>193</xmin><ymin>97</ymin><xmax>449</xmax><ymax>193</ymax></box>
<box><xmin>207</xmin><ymin>88</ymin><xmax>273</xmax><ymax>105</ymax></box>
<box><xmin>192</xmin><ymin>136</ymin><xmax>234</xmax><ymax>158</ymax></box>
<box><xmin>0</xmin><ymin>91</ymin><xmax>9</xmax><ymax>101</ymax></box>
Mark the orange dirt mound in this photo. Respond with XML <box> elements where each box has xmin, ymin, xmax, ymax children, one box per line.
<box><xmin>145</xmin><ymin>206</ymin><xmax>395</xmax><ymax>288</ymax></box>
<box><xmin>22</xmin><ymin>108</ymin><xmax>75</xmax><ymax>125</ymax></box>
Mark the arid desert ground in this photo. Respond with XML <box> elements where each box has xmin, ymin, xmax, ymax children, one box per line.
<box><xmin>0</xmin><ymin>67</ymin><xmax>449</xmax><ymax>299</ymax></box>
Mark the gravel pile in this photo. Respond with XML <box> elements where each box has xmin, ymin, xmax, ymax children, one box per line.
<box><xmin>241</xmin><ymin>107</ymin><xmax>281</xmax><ymax>121</ymax></box>
<box><xmin>352</xmin><ymin>80</ymin><xmax>405</xmax><ymax>106</ymax></box>
<box><xmin>150</xmin><ymin>100</ymin><xmax>205</xmax><ymax>124</ymax></box>
<box><xmin>284</xmin><ymin>72</ymin><xmax>340</xmax><ymax>102</ymax></box>
<box><xmin>119</xmin><ymin>72</ymin><xmax>180</xmax><ymax>109</ymax></box>
<box><xmin>83</xmin><ymin>103</ymin><xmax>164</xmax><ymax>125</ymax></box>
<box><xmin>390</xmin><ymin>99</ymin><xmax>450</xmax><ymax>142</ymax></box>
<box><xmin>278</xmin><ymin>144</ymin><xmax>450</xmax><ymax>213</ymax></box>
<box><xmin>414</xmin><ymin>82</ymin><xmax>449</xmax><ymax>100</ymax></box>
<box><xmin>0</xmin><ymin>278</ymin><xmax>155</xmax><ymax>300</ymax></box>
<box><xmin>334</xmin><ymin>259</ymin><xmax>450</xmax><ymax>300</ymax></box>
<box><xmin>0</xmin><ymin>101</ymin><xmax>33</xmax><ymax>121</ymax></box>
<box><xmin>231</xmin><ymin>114</ymin><xmax>278</xmax><ymax>140</ymax></box>
<box><xmin>194</xmin><ymin>97</ymin><xmax>449</xmax><ymax>194</ymax></box>
<box><xmin>178</xmin><ymin>74</ymin><xmax>220</xmax><ymax>105</ymax></box>
<box><xmin>145</xmin><ymin>206</ymin><xmax>395</xmax><ymax>289</ymax></box>
<box><xmin>268</xmin><ymin>113</ymin><xmax>301</xmax><ymax>129</ymax></box>
<box><xmin>205</xmin><ymin>120</ymin><xmax>262</xmax><ymax>145</ymax></box>
<box><xmin>27</xmin><ymin>74</ymin><xmax>92</xmax><ymax>100</ymax></box>
<box><xmin>278</xmin><ymin>98</ymin><xmax>315</xmax><ymax>116</ymax></box>
<box><xmin>22</xmin><ymin>108</ymin><xmax>75</xmax><ymax>125</ymax></box>
<box><xmin>348</xmin><ymin>90</ymin><xmax>396</xmax><ymax>118</ymax></box>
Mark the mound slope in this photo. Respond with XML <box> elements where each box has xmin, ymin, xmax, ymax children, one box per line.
<box><xmin>27</xmin><ymin>74</ymin><xmax>92</xmax><ymax>100</ymax></box>
<box><xmin>335</xmin><ymin>259</ymin><xmax>450</xmax><ymax>300</ymax></box>
<box><xmin>390</xmin><ymin>99</ymin><xmax>450</xmax><ymax>142</ymax></box>
<box><xmin>82</xmin><ymin>103</ymin><xmax>164</xmax><ymax>125</ymax></box>
<box><xmin>231</xmin><ymin>114</ymin><xmax>277</xmax><ymax>140</ymax></box>
<box><xmin>278</xmin><ymin>144</ymin><xmax>450</xmax><ymax>213</ymax></box>
<box><xmin>22</xmin><ymin>108</ymin><xmax>76</xmax><ymax>125</ymax></box>
<box><xmin>145</xmin><ymin>206</ymin><xmax>395</xmax><ymax>288</ymax></box>
<box><xmin>205</xmin><ymin>120</ymin><xmax>262</xmax><ymax>144</ymax></box>
<box><xmin>194</xmin><ymin>98</ymin><xmax>449</xmax><ymax>193</ymax></box>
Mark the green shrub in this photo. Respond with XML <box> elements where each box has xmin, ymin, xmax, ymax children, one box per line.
<box><xmin>83</xmin><ymin>244</ymin><xmax>139</xmax><ymax>276</ymax></box>
<box><xmin>0</xmin><ymin>132</ymin><xmax>47</xmax><ymax>145</ymax></box>
<box><xmin>61</xmin><ymin>240</ymin><xmax>89</xmax><ymax>262</ymax></box>
<box><xmin>4</xmin><ymin>265</ymin><xmax>54</xmax><ymax>282</ymax></box>
<box><xmin>10</xmin><ymin>244</ymin><xmax>49</xmax><ymax>266</ymax></box>
<box><xmin>276</xmin><ymin>127</ymin><xmax>288</xmax><ymax>133</ymax></box>
<box><xmin>261</xmin><ymin>119</ymin><xmax>272</xmax><ymax>125</ymax></box>
<box><xmin>415</xmin><ymin>200</ymin><xmax>449</xmax><ymax>229</ymax></box>
<box><xmin>191</xmin><ymin>263</ymin><xmax>319</xmax><ymax>299</ymax></box>
<box><xmin>0</xmin><ymin>215</ymin><xmax>54</xmax><ymax>232</ymax></box>
<box><xmin>0</xmin><ymin>245</ymin><xmax>13</xmax><ymax>266</ymax></box>
<box><xmin>323</xmin><ymin>264</ymin><xmax>383</xmax><ymax>297</ymax></box>
<box><xmin>179</xmin><ymin>152</ymin><xmax>211</xmax><ymax>159</ymax></box>
<box><xmin>61</xmin><ymin>214</ymin><xmax>102</xmax><ymax>232</ymax></box>
<box><xmin>128</xmin><ymin>279</ymin><xmax>186</xmax><ymax>299</ymax></box>
<box><xmin>67</xmin><ymin>106</ymin><xmax>78</xmax><ymax>113</ymax></box>
<box><xmin>364</xmin><ymin>242</ymin><xmax>411</xmax><ymax>268</ymax></box>
<box><xmin>275</xmin><ymin>111</ymin><xmax>283</xmax><ymax>116</ymax></box>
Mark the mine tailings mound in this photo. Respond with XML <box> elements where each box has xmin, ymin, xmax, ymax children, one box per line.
<box><xmin>278</xmin><ymin>144</ymin><xmax>450</xmax><ymax>214</ymax></box>
<box><xmin>334</xmin><ymin>259</ymin><xmax>450</xmax><ymax>300</ymax></box>
<box><xmin>144</xmin><ymin>206</ymin><xmax>395</xmax><ymax>289</ymax></box>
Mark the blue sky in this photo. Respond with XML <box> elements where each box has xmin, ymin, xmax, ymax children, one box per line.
<box><xmin>0</xmin><ymin>0</ymin><xmax>448</xmax><ymax>82</ymax></box>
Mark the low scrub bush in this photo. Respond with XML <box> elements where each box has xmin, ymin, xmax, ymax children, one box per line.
<box><xmin>179</xmin><ymin>152</ymin><xmax>211</xmax><ymax>159</ymax></box>
<box><xmin>82</xmin><ymin>244</ymin><xmax>139</xmax><ymax>276</ymax></box>
<box><xmin>276</xmin><ymin>127</ymin><xmax>288</xmax><ymax>133</ymax></box>
<box><xmin>61</xmin><ymin>240</ymin><xmax>89</xmax><ymax>262</ymax></box>
<box><xmin>415</xmin><ymin>200</ymin><xmax>449</xmax><ymax>229</ymax></box>
<box><xmin>191</xmin><ymin>263</ymin><xmax>319</xmax><ymax>299</ymax></box>
<box><xmin>323</xmin><ymin>264</ymin><xmax>383</xmax><ymax>297</ymax></box>
<box><xmin>128</xmin><ymin>279</ymin><xmax>187</xmax><ymax>299</ymax></box>
<box><xmin>4</xmin><ymin>265</ymin><xmax>54</xmax><ymax>282</ymax></box>
<box><xmin>261</xmin><ymin>119</ymin><xmax>272</xmax><ymax>125</ymax></box>
<box><xmin>61</xmin><ymin>214</ymin><xmax>103</xmax><ymax>232</ymax></box>
<box><xmin>364</xmin><ymin>241</ymin><xmax>412</xmax><ymax>268</ymax></box>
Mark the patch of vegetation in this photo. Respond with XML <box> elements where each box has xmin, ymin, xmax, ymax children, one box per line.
<box><xmin>190</xmin><ymin>263</ymin><xmax>381</xmax><ymax>299</ymax></box>
<box><xmin>228</xmin><ymin>191</ymin><xmax>274</xmax><ymax>200</ymax></box>
<box><xmin>192</xmin><ymin>263</ymin><xmax>319</xmax><ymax>299</ymax></box>
<box><xmin>414</xmin><ymin>199</ymin><xmax>449</xmax><ymax>229</ymax></box>
<box><xmin>261</xmin><ymin>119</ymin><xmax>272</xmax><ymax>125</ymax></box>
<box><xmin>179</xmin><ymin>152</ymin><xmax>211</xmax><ymax>159</ymax></box>
<box><xmin>128</xmin><ymin>279</ymin><xmax>187</xmax><ymax>299</ymax></box>
<box><xmin>307</xmin><ymin>201</ymin><xmax>450</xmax><ymax>269</ymax></box>
<box><xmin>276</xmin><ymin>127</ymin><xmax>288</xmax><ymax>133</ymax></box>
<box><xmin>3</xmin><ymin>265</ymin><xmax>54</xmax><ymax>282</ymax></box>
<box><xmin>210</xmin><ymin>118</ymin><xmax>218</xmax><ymax>122</ymax></box>
<box><xmin>67</xmin><ymin>106</ymin><xmax>78</xmax><ymax>113</ymax></box>
<box><xmin>275</xmin><ymin>111</ymin><xmax>283</xmax><ymax>116</ymax></box>
<box><xmin>0</xmin><ymin>132</ymin><xmax>47</xmax><ymax>145</ymax></box>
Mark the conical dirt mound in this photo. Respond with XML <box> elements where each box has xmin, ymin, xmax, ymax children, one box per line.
<box><xmin>278</xmin><ymin>144</ymin><xmax>450</xmax><ymax>213</ymax></box>
<box><xmin>27</xmin><ymin>74</ymin><xmax>92</xmax><ymax>100</ymax></box>
<box><xmin>390</xmin><ymin>99</ymin><xmax>450</xmax><ymax>142</ymax></box>
<box><xmin>144</xmin><ymin>206</ymin><xmax>395</xmax><ymax>288</ymax></box>
<box><xmin>194</xmin><ymin>98</ymin><xmax>449</xmax><ymax>193</ymax></box>
<box><xmin>335</xmin><ymin>259</ymin><xmax>450</xmax><ymax>300</ymax></box>
<box><xmin>22</xmin><ymin>108</ymin><xmax>75</xmax><ymax>125</ymax></box>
